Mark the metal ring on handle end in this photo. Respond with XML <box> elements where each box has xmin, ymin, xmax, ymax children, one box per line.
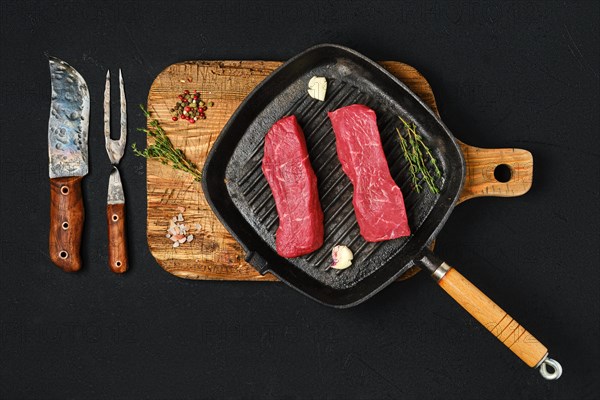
<box><xmin>538</xmin><ymin>356</ymin><xmax>562</xmax><ymax>380</ymax></box>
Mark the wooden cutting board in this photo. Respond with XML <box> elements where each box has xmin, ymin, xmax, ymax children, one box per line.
<box><xmin>145</xmin><ymin>60</ymin><xmax>533</xmax><ymax>281</ymax></box>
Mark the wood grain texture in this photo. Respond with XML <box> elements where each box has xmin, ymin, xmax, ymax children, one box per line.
<box><xmin>146</xmin><ymin>60</ymin><xmax>534</xmax><ymax>281</ymax></box>
<box><xmin>107</xmin><ymin>203</ymin><xmax>128</xmax><ymax>274</ymax></box>
<box><xmin>438</xmin><ymin>267</ymin><xmax>548</xmax><ymax>367</ymax></box>
<box><xmin>49</xmin><ymin>176</ymin><xmax>84</xmax><ymax>272</ymax></box>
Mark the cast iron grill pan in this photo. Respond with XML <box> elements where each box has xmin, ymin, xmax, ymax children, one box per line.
<box><xmin>202</xmin><ymin>44</ymin><xmax>562</xmax><ymax>379</ymax></box>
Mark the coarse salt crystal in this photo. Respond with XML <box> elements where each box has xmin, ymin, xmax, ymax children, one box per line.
<box><xmin>167</xmin><ymin>211</ymin><xmax>196</xmax><ymax>249</ymax></box>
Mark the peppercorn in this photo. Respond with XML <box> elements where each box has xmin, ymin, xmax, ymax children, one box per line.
<box><xmin>171</xmin><ymin>89</ymin><xmax>212</xmax><ymax>124</ymax></box>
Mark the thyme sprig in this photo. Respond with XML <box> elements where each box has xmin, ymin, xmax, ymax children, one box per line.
<box><xmin>132</xmin><ymin>105</ymin><xmax>202</xmax><ymax>182</ymax></box>
<box><xmin>396</xmin><ymin>127</ymin><xmax>422</xmax><ymax>193</ymax></box>
<box><xmin>396</xmin><ymin>116</ymin><xmax>441</xmax><ymax>194</ymax></box>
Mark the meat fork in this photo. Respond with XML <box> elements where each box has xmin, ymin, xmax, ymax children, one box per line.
<box><xmin>104</xmin><ymin>69</ymin><xmax>128</xmax><ymax>273</ymax></box>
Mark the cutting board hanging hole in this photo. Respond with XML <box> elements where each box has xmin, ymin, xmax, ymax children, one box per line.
<box><xmin>494</xmin><ymin>164</ymin><xmax>512</xmax><ymax>183</ymax></box>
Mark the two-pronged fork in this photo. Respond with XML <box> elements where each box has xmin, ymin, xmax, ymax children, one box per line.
<box><xmin>104</xmin><ymin>70</ymin><xmax>128</xmax><ymax>273</ymax></box>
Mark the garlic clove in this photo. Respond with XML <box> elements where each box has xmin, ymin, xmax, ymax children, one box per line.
<box><xmin>330</xmin><ymin>245</ymin><xmax>354</xmax><ymax>270</ymax></box>
<box><xmin>308</xmin><ymin>76</ymin><xmax>327</xmax><ymax>101</ymax></box>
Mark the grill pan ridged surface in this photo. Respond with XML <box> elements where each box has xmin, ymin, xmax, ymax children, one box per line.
<box><xmin>226</xmin><ymin>78</ymin><xmax>443</xmax><ymax>290</ymax></box>
<box><xmin>203</xmin><ymin>44</ymin><xmax>465</xmax><ymax>307</ymax></box>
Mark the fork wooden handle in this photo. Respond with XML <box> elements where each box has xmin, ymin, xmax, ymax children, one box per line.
<box><xmin>107</xmin><ymin>203</ymin><xmax>128</xmax><ymax>273</ymax></box>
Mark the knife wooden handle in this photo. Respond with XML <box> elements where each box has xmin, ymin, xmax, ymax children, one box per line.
<box><xmin>437</xmin><ymin>266</ymin><xmax>548</xmax><ymax>368</ymax></box>
<box><xmin>49</xmin><ymin>176</ymin><xmax>84</xmax><ymax>272</ymax></box>
<box><xmin>107</xmin><ymin>203</ymin><xmax>128</xmax><ymax>273</ymax></box>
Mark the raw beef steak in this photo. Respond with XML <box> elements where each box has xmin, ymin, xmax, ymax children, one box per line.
<box><xmin>328</xmin><ymin>104</ymin><xmax>411</xmax><ymax>242</ymax></box>
<box><xmin>262</xmin><ymin>115</ymin><xmax>324</xmax><ymax>257</ymax></box>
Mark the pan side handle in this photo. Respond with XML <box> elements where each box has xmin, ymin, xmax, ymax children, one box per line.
<box><xmin>456</xmin><ymin>141</ymin><xmax>533</xmax><ymax>203</ymax></box>
<box><xmin>418</xmin><ymin>253</ymin><xmax>561</xmax><ymax>380</ymax></box>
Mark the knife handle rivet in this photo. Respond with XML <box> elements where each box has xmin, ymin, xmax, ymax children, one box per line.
<box><xmin>59</xmin><ymin>251</ymin><xmax>68</xmax><ymax>259</ymax></box>
<box><xmin>61</xmin><ymin>222</ymin><xmax>69</xmax><ymax>230</ymax></box>
<box><xmin>112</xmin><ymin>214</ymin><xmax>119</xmax><ymax>222</ymax></box>
<box><xmin>115</xmin><ymin>261</ymin><xmax>122</xmax><ymax>268</ymax></box>
<box><xmin>60</xmin><ymin>186</ymin><xmax>70</xmax><ymax>195</ymax></box>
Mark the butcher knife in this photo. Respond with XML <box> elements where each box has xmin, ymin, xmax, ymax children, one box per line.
<box><xmin>48</xmin><ymin>57</ymin><xmax>89</xmax><ymax>272</ymax></box>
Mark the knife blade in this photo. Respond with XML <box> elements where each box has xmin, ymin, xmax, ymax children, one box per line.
<box><xmin>48</xmin><ymin>57</ymin><xmax>89</xmax><ymax>272</ymax></box>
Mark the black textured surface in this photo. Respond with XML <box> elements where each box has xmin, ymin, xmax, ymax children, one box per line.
<box><xmin>203</xmin><ymin>44</ymin><xmax>465</xmax><ymax>306</ymax></box>
<box><xmin>1</xmin><ymin>1</ymin><xmax>598</xmax><ymax>399</ymax></box>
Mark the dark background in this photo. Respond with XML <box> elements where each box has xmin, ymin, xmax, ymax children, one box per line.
<box><xmin>1</xmin><ymin>1</ymin><xmax>598</xmax><ymax>399</ymax></box>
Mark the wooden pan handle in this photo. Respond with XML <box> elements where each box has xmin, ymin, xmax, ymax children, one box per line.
<box><xmin>49</xmin><ymin>176</ymin><xmax>84</xmax><ymax>272</ymax></box>
<box><xmin>107</xmin><ymin>203</ymin><xmax>128</xmax><ymax>273</ymax></box>
<box><xmin>456</xmin><ymin>142</ymin><xmax>534</xmax><ymax>203</ymax></box>
<box><xmin>429</xmin><ymin>262</ymin><xmax>562</xmax><ymax>379</ymax></box>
